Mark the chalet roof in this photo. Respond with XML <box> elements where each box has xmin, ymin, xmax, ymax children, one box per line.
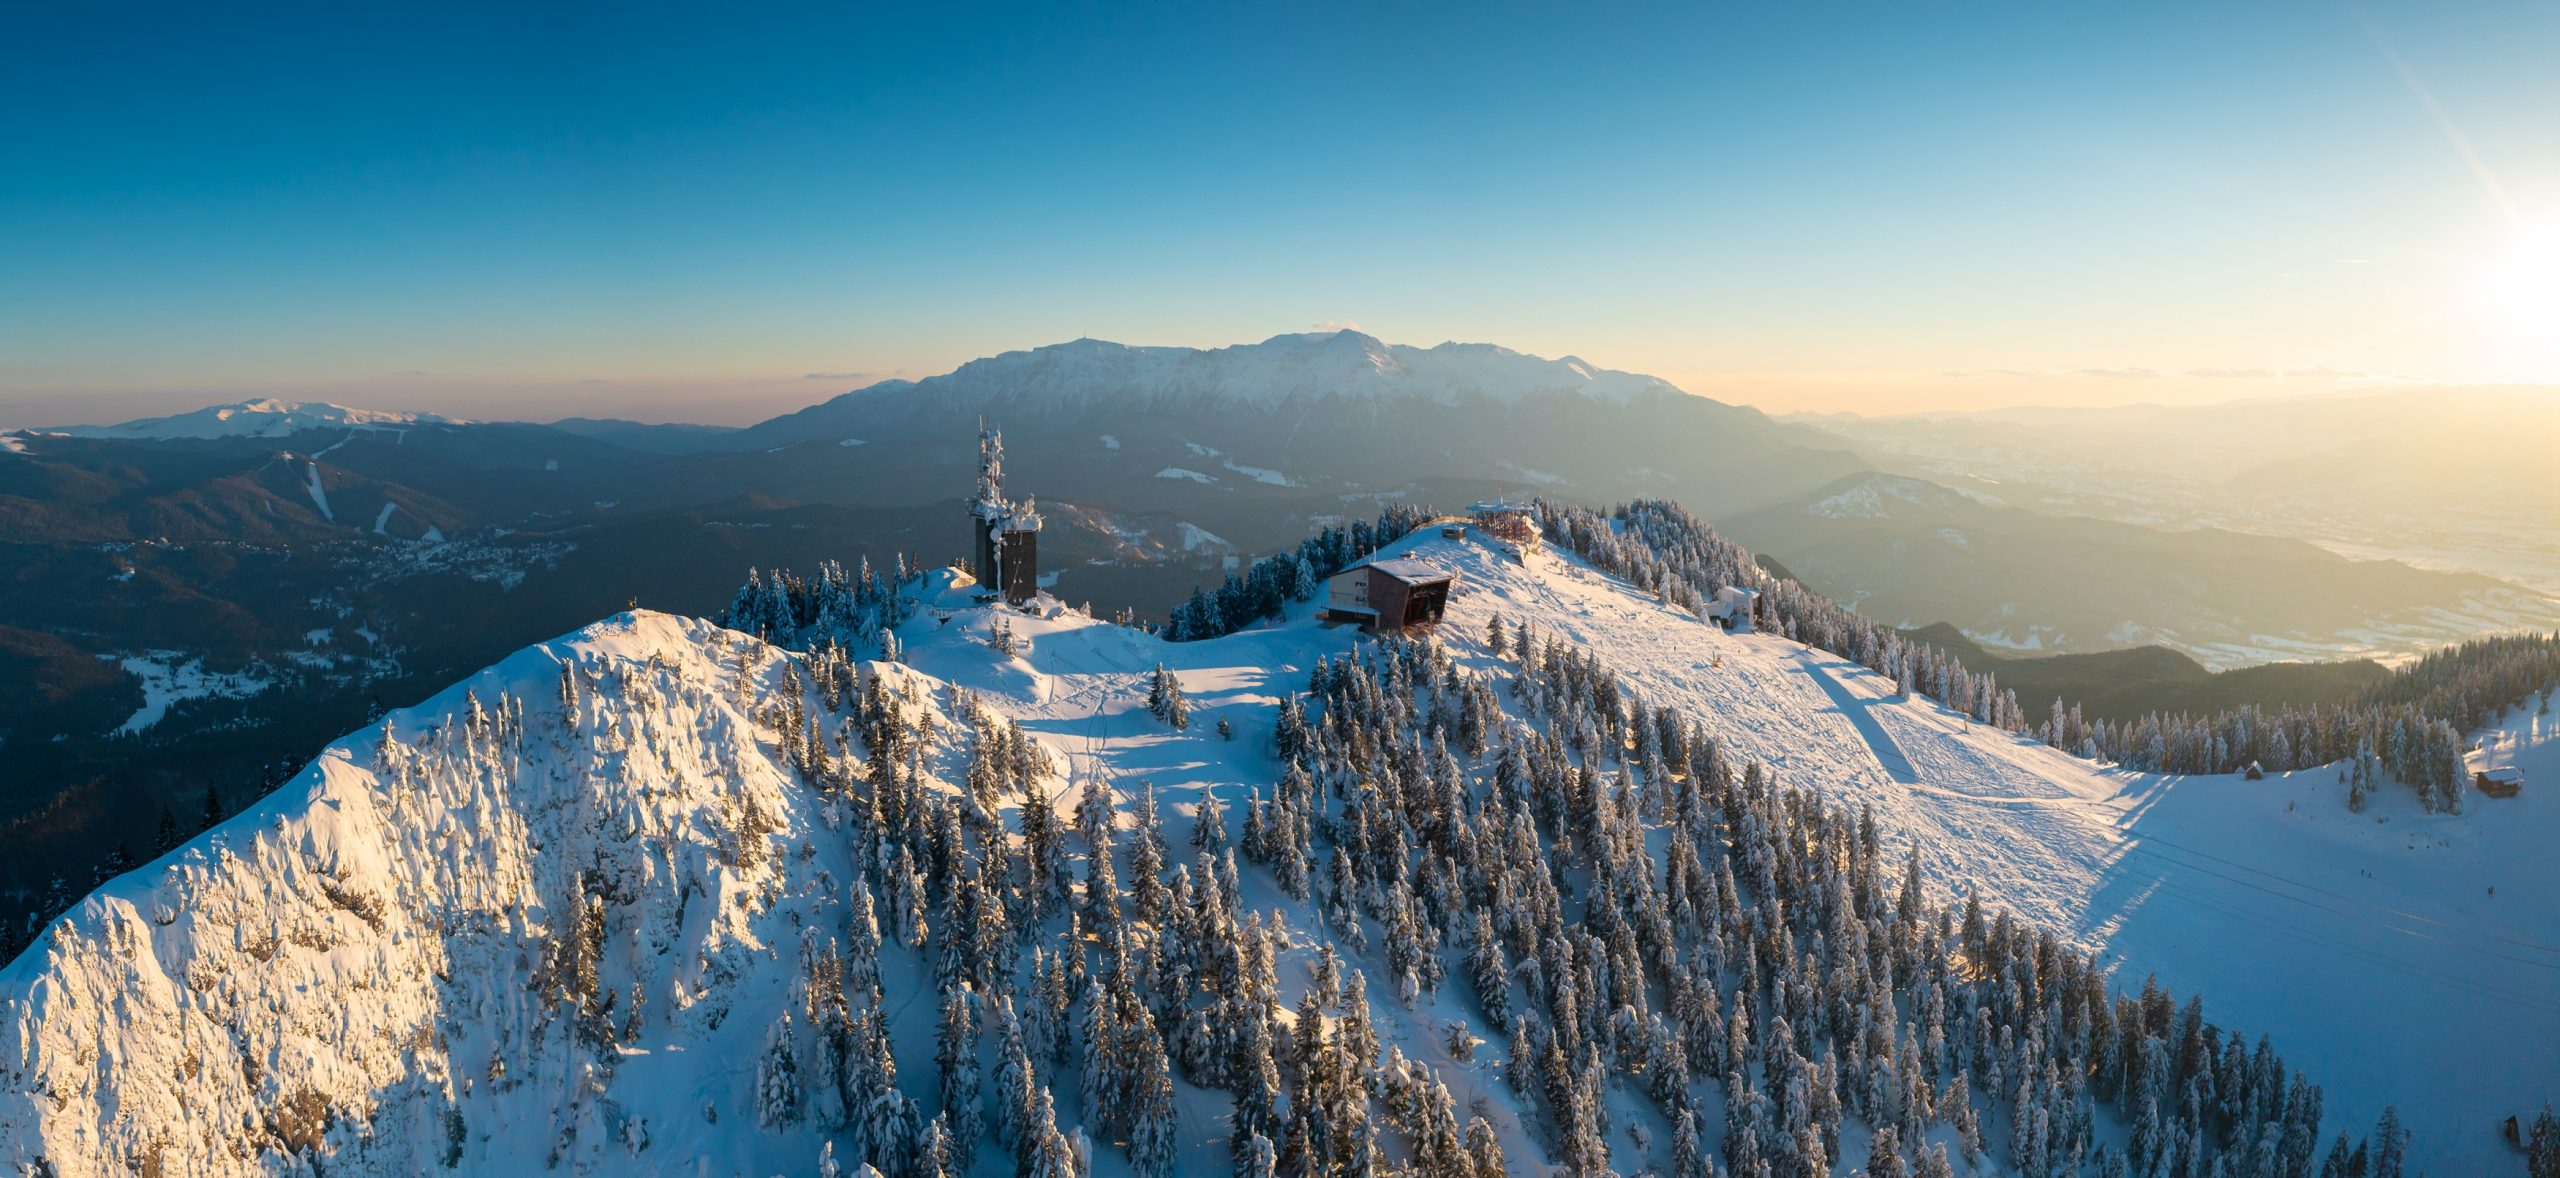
<box><xmin>1341</xmin><ymin>556</ymin><xmax>1455</xmax><ymax>586</ymax></box>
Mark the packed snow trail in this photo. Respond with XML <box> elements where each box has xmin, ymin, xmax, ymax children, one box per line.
<box><xmin>1790</xmin><ymin>649</ymin><xmax>1919</xmax><ymax>782</ymax></box>
<box><xmin>303</xmin><ymin>461</ymin><xmax>332</xmax><ymax>521</ymax></box>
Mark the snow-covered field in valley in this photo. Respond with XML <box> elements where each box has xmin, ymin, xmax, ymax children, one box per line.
<box><xmin>109</xmin><ymin>652</ymin><xmax>276</xmax><ymax>735</ymax></box>
<box><xmin>2</xmin><ymin>527</ymin><xmax>2549</xmax><ymax>1175</ymax></box>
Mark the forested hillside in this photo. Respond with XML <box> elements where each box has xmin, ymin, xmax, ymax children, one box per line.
<box><xmin>13</xmin><ymin>520</ymin><xmax>2547</xmax><ymax>1174</ymax></box>
<box><xmin>1545</xmin><ymin>498</ymin><xmax>2560</xmax><ymax>814</ymax></box>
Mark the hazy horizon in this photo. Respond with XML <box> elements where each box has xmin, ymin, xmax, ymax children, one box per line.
<box><xmin>8</xmin><ymin>327</ymin><xmax>2558</xmax><ymax>432</ymax></box>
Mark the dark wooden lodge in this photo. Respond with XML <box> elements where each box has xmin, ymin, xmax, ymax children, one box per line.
<box><xmin>1324</xmin><ymin>557</ymin><xmax>1456</xmax><ymax>632</ymax></box>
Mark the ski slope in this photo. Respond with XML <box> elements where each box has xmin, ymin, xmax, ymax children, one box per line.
<box><xmin>1422</xmin><ymin>533</ymin><xmax>2559</xmax><ymax>1174</ymax></box>
<box><xmin>2</xmin><ymin>525</ymin><xmax>2549</xmax><ymax>1174</ymax></box>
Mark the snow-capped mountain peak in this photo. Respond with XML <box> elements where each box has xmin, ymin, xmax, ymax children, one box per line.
<box><xmin>842</xmin><ymin>329</ymin><xmax>1685</xmax><ymax>411</ymax></box>
<box><xmin>47</xmin><ymin>398</ymin><xmax>460</xmax><ymax>440</ymax></box>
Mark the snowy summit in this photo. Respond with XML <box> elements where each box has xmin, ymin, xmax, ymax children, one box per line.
<box><xmin>838</xmin><ymin>329</ymin><xmax>1687</xmax><ymax>410</ymax></box>
<box><xmin>45</xmin><ymin>398</ymin><xmax>460</xmax><ymax>440</ymax></box>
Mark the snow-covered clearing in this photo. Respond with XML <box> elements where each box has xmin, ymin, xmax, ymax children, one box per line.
<box><xmin>1153</xmin><ymin>467</ymin><xmax>1214</xmax><ymax>484</ymax></box>
<box><xmin>303</xmin><ymin>461</ymin><xmax>332</xmax><ymax>521</ymax></box>
<box><xmin>1219</xmin><ymin>457</ymin><xmax>1296</xmax><ymax>486</ymax></box>
<box><xmin>107</xmin><ymin>651</ymin><xmax>274</xmax><ymax>734</ymax></box>
<box><xmin>1173</xmin><ymin>522</ymin><xmax>1230</xmax><ymax>552</ymax></box>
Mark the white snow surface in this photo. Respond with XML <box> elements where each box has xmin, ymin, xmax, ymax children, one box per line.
<box><xmin>1219</xmin><ymin>458</ymin><xmax>1296</xmax><ymax>486</ymax></box>
<box><xmin>1173</xmin><ymin>522</ymin><xmax>1231</xmax><ymax>553</ymax></box>
<box><xmin>110</xmin><ymin>652</ymin><xmax>274</xmax><ymax>735</ymax></box>
<box><xmin>3</xmin><ymin>530</ymin><xmax>2551</xmax><ymax>1174</ymax></box>
<box><xmin>303</xmin><ymin>462</ymin><xmax>333</xmax><ymax>522</ymax></box>
<box><xmin>45</xmin><ymin>398</ymin><xmax>459</xmax><ymax>440</ymax></box>
<box><xmin>846</xmin><ymin>329</ymin><xmax>1684</xmax><ymax>410</ymax></box>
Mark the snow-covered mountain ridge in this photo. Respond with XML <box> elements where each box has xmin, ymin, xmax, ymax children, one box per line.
<box><xmin>837</xmin><ymin>330</ymin><xmax>1686</xmax><ymax>411</ymax></box>
<box><xmin>3</xmin><ymin>530</ymin><xmax>2552</xmax><ymax>1175</ymax></box>
<box><xmin>41</xmin><ymin>398</ymin><xmax>462</xmax><ymax>440</ymax></box>
<box><xmin>0</xmin><ymin>612</ymin><xmax>833</xmax><ymax>1171</ymax></box>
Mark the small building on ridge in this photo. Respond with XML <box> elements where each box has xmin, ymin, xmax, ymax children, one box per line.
<box><xmin>1466</xmin><ymin>498</ymin><xmax>1539</xmax><ymax>549</ymax></box>
<box><xmin>1710</xmin><ymin>585</ymin><xmax>1760</xmax><ymax>633</ymax></box>
<box><xmin>1324</xmin><ymin>557</ymin><xmax>1456</xmax><ymax>633</ymax></box>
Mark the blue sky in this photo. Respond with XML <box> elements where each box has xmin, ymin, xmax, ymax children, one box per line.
<box><xmin>3</xmin><ymin>1</ymin><xmax>2555</xmax><ymax>424</ymax></box>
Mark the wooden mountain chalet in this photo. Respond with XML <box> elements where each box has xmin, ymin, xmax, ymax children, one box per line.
<box><xmin>1323</xmin><ymin>556</ymin><xmax>1456</xmax><ymax>632</ymax></box>
<box><xmin>2475</xmin><ymin>765</ymin><xmax>2523</xmax><ymax>798</ymax></box>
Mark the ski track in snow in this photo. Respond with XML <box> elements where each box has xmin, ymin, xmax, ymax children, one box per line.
<box><xmin>3</xmin><ymin>530</ymin><xmax>2553</xmax><ymax>1174</ymax></box>
<box><xmin>304</xmin><ymin>461</ymin><xmax>332</xmax><ymax>522</ymax></box>
<box><xmin>1788</xmin><ymin>651</ymin><xmax>1919</xmax><ymax>783</ymax></box>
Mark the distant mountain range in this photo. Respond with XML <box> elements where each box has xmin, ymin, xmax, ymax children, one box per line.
<box><xmin>1</xmin><ymin>330</ymin><xmax>2550</xmax><ymax>935</ymax></box>
<box><xmin>1720</xmin><ymin>471</ymin><xmax>2550</xmax><ymax>669</ymax></box>
<box><xmin>1797</xmin><ymin>385</ymin><xmax>2560</xmax><ymax>597</ymax></box>
<box><xmin>1894</xmin><ymin>621</ymin><xmax>2391</xmax><ymax>723</ymax></box>
<box><xmin>41</xmin><ymin>397</ymin><xmax>464</xmax><ymax>440</ymax></box>
<box><xmin>744</xmin><ymin>330</ymin><xmax>1684</xmax><ymax>427</ymax></box>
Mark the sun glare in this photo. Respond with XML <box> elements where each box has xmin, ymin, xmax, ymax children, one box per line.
<box><xmin>2482</xmin><ymin>222</ymin><xmax>2560</xmax><ymax>347</ymax></box>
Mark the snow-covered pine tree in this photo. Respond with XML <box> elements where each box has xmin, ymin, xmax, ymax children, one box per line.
<box><xmin>2527</xmin><ymin>1106</ymin><xmax>2560</xmax><ymax>1178</ymax></box>
<box><xmin>756</xmin><ymin>1008</ymin><xmax>803</xmax><ymax>1130</ymax></box>
<box><xmin>1126</xmin><ymin>1050</ymin><xmax>1179</xmax><ymax>1177</ymax></box>
<box><xmin>994</xmin><ymin>1004</ymin><xmax>1038</xmax><ymax>1164</ymax></box>
<box><xmin>935</xmin><ymin>982</ymin><xmax>982</xmax><ymax>1171</ymax></box>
